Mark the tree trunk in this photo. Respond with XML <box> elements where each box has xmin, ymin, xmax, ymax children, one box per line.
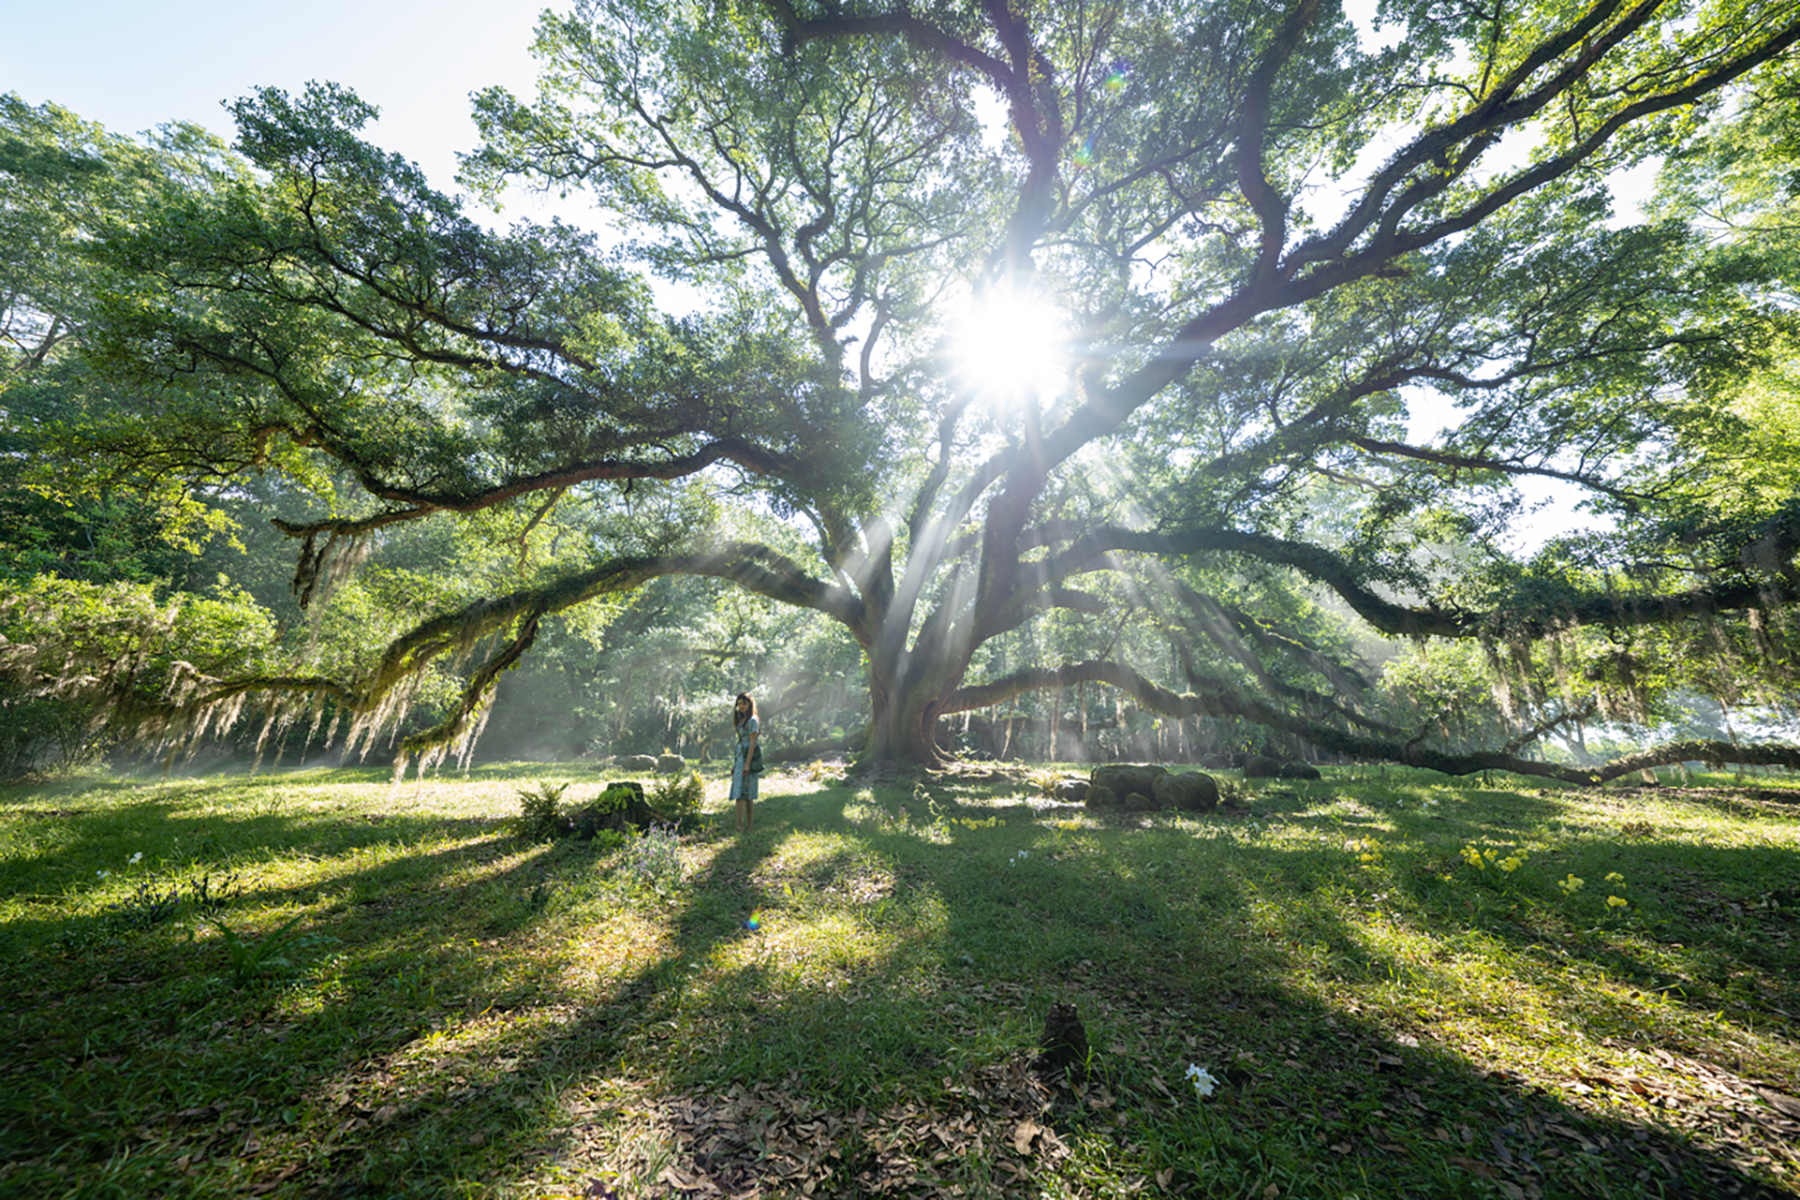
<box><xmin>860</xmin><ymin>665</ymin><xmax>959</xmax><ymax>767</ymax></box>
<box><xmin>1079</xmin><ymin>680</ymin><xmax>1089</xmax><ymax>757</ymax></box>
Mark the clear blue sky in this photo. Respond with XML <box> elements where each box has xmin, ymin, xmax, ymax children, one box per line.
<box><xmin>2</xmin><ymin>0</ymin><xmax>556</xmax><ymax>192</ymax></box>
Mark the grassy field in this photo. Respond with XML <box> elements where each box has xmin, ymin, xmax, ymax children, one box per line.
<box><xmin>2</xmin><ymin>760</ymin><xmax>1798</xmax><ymax>1199</ymax></box>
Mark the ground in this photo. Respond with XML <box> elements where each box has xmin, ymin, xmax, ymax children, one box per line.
<box><xmin>1</xmin><ymin>760</ymin><xmax>1797</xmax><ymax>1197</ymax></box>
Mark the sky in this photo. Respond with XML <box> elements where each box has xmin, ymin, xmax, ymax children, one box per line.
<box><xmin>2</xmin><ymin>0</ymin><xmax>558</xmax><ymax>196</ymax></box>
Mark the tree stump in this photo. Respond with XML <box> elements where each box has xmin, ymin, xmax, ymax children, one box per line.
<box><xmin>1035</xmin><ymin>1001</ymin><xmax>1089</xmax><ymax>1083</ymax></box>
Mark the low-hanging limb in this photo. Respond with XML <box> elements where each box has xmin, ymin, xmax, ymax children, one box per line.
<box><xmin>394</xmin><ymin>612</ymin><xmax>544</xmax><ymax>776</ymax></box>
<box><xmin>941</xmin><ymin>657</ymin><xmax>1800</xmax><ymax>785</ymax></box>
<box><xmin>68</xmin><ymin>541</ymin><xmax>869</xmax><ymax>773</ymax></box>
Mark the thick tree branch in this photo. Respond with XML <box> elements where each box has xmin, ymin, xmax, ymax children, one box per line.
<box><xmin>1046</xmin><ymin>525</ymin><xmax>1796</xmax><ymax>640</ymax></box>
<box><xmin>943</xmin><ymin>657</ymin><xmax>1800</xmax><ymax>785</ymax></box>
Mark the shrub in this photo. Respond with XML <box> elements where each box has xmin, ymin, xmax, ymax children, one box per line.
<box><xmin>0</xmin><ymin>685</ymin><xmax>111</xmax><ymax>779</ymax></box>
<box><xmin>595</xmin><ymin>783</ymin><xmax>640</xmax><ymax>814</ymax></box>
<box><xmin>513</xmin><ymin>781</ymin><xmax>571</xmax><ymax>841</ymax></box>
<box><xmin>1216</xmin><ymin>776</ymin><xmax>1256</xmax><ymax>806</ymax></box>
<box><xmin>650</xmin><ymin>770</ymin><xmax>705</xmax><ymax>820</ymax></box>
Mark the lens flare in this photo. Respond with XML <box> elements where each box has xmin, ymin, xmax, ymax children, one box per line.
<box><xmin>1072</xmin><ymin>132</ymin><xmax>1097</xmax><ymax>171</ymax></box>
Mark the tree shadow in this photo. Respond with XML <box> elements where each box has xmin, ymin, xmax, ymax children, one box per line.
<box><xmin>4</xmin><ymin>770</ymin><xmax>1795</xmax><ymax>1198</ymax></box>
<box><xmin>346</xmin><ymin>778</ymin><xmax>1796</xmax><ymax>1197</ymax></box>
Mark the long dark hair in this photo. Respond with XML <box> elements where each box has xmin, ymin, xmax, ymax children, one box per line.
<box><xmin>733</xmin><ymin>692</ymin><xmax>757</xmax><ymax>730</ymax></box>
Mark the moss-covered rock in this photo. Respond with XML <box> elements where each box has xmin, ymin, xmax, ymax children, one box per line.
<box><xmin>1090</xmin><ymin>763</ymin><xmax>1167</xmax><ymax>797</ymax></box>
<box><xmin>1153</xmin><ymin>770</ymin><xmax>1219</xmax><ymax>811</ymax></box>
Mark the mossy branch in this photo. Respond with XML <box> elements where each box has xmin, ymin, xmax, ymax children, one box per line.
<box><xmin>942</xmin><ymin>657</ymin><xmax>1800</xmax><ymax>786</ymax></box>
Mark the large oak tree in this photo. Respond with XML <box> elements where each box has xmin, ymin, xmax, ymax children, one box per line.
<box><xmin>18</xmin><ymin>0</ymin><xmax>1800</xmax><ymax>778</ymax></box>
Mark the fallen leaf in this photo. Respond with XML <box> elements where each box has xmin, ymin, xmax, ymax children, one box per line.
<box><xmin>1545</xmin><ymin>1122</ymin><xmax>1598</xmax><ymax>1151</ymax></box>
<box><xmin>1756</xmin><ymin>1087</ymin><xmax>1800</xmax><ymax>1120</ymax></box>
<box><xmin>1012</xmin><ymin>1118</ymin><xmax>1039</xmax><ymax>1155</ymax></box>
<box><xmin>1156</xmin><ymin>1167</ymin><xmax>1173</xmax><ymax>1188</ymax></box>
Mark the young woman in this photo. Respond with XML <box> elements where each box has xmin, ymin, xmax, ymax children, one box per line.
<box><xmin>729</xmin><ymin>692</ymin><xmax>760</xmax><ymax>831</ymax></box>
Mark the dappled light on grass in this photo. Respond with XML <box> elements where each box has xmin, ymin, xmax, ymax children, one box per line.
<box><xmin>2</xmin><ymin>766</ymin><xmax>1797</xmax><ymax>1196</ymax></box>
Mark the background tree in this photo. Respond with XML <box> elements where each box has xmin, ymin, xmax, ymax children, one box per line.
<box><xmin>13</xmin><ymin>1</ymin><xmax>1800</xmax><ymax>778</ymax></box>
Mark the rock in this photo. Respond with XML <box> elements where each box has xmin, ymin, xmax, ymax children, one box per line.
<box><xmin>1054</xmin><ymin>778</ymin><xmax>1090</xmax><ymax>803</ymax></box>
<box><xmin>1277</xmin><ymin>762</ymin><xmax>1321</xmax><ymax>781</ymax></box>
<box><xmin>1090</xmin><ymin>763</ymin><xmax>1167</xmax><ymax>797</ymax></box>
<box><xmin>1153</xmin><ymin>770</ymin><xmax>1219</xmax><ymax>812</ymax></box>
<box><xmin>1122</xmin><ymin>791</ymin><xmax>1161</xmax><ymax>812</ymax></box>
<box><xmin>655</xmin><ymin>754</ymin><xmax>686</xmax><ymax>774</ymax></box>
<box><xmin>1084</xmin><ymin>785</ymin><xmax>1118</xmax><ymax>809</ymax></box>
<box><xmin>1243</xmin><ymin>755</ymin><xmax>1283</xmax><ymax>779</ymax></box>
<box><xmin>1199</xmin><ymin>753</ymin><xmax>1233</xmax><ymax>770</ymax></box>
<box><xmin>616</xmin><ymin>754</ymin><xmax>659</xmax><ymax>773</ymax></box>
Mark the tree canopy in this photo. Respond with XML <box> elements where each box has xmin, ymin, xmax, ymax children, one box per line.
<box><xmin>6</xmin><ymin>0</ymin><xmax>1800</xmax><ymax>779</ymax></box>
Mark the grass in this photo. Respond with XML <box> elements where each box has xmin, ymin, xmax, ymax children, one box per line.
<box><xmin>1</xmin><ymin>761</ymin><xmax>1798</xmax><ymax>1198</ymax></box>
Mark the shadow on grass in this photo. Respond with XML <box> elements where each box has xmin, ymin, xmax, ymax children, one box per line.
<box><xmin>1</xmin><ymin>768</ymin><xmax>1794</xmax><ymax>1198</ymax></box>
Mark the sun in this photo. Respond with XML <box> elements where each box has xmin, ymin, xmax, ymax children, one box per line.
<box><xmin>950</xmin><ymin>285</ymin><xmax>1069</xmax><ymax>406</ymax></box>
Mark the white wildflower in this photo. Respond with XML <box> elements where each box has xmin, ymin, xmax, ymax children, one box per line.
<box><xmin>1185</xmin><ymin>1063</ymin><xmax>1218</xmax><ymax>1097</ymax></box>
